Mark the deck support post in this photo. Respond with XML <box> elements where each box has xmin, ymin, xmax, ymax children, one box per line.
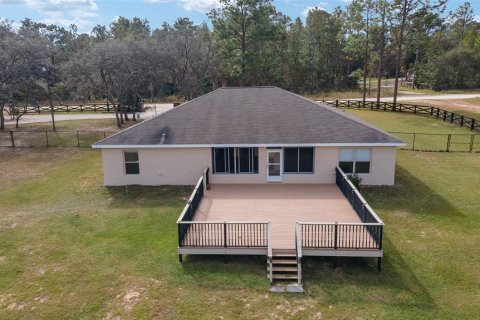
<box><xmin>377</xmin><ymin>257</ymin><xmax>382</xmax><ymax>272</ymax></box>
<box><xmin>179</xmin><ymin>254</ymin><xmax>183</xmax><ymax>263</ymax></box>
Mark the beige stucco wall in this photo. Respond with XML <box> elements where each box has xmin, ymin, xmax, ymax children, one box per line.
<box><xmin>360</xmin><ymin>147</ymin><xmax>397</xmax><ymax>186</ymax></box>
<box><xmin>101</xmin><ymin>148</ymin><xmax>210</xmax><ymax>186</ymax></box>
<box><xmin>100</xmin><ymin>146</ymin><xmax>397</xmax><ymax>186</ymax></box>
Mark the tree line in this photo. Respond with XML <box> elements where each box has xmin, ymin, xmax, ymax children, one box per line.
<box><xmin>1</xmin><ymin>0</ymin><xmax>479</xmax><ymax>129</ymax></box>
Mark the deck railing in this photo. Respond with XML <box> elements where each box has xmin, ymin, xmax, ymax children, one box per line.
<box><xmin>178</xmin><ymin>221</ymin><xmax>269</xmax><ymax>247</ymax></box>
<box><xmin>177</xmin><ymin>167</ymin><xmax>208</xmax><ymax>247</ymax></box>
<box><xmin>298</xmin><ymin>168</ymin><xmax>384</xmax><ymax>251</ymax></box>
<box><xmin>177</xmin><ymin>167</ymin><xmax>271</xmax><ymax>250</ymax></box>
<box><xmin>300</xmin><ymin>222</ymin><xmax>382</xmax><ymax>250</ymax></box>
<box><xmin>335</xmin><ymin>167</ymin><xmax>384</xmax><ymax>226</ymax></box>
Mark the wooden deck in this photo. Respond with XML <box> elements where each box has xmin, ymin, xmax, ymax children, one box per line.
<box><xmin>193</xmin><ymin>184</ymin><xmax>362</xmax><ymax>249</ymax></box>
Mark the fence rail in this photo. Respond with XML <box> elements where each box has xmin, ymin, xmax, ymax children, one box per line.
<box><xmin>14</xmin><ymin>104</ymin><xmax>120</xmax><ymax>114</ymax></box>
<box><xmin>391</xmin><ymin>132</ymin><xmax>479</xmax><ymax>152</ymax></box>
<box><xmin>0</xmin><ymin>130</ymin><xmax>115</xmax><ymax>148</ymax></box>
<box><xmin>320</xmin><ymin>99</ymin><xmax>480</xmax><ymax>132</ymax></box>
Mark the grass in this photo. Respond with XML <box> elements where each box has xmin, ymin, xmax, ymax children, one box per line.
<box><xmin>402</xmin><ymin>98</ymin><xmax>480</xmax><ymax>117</ymax></box>
<box><xmin>1</xmin><ymin>112</ymin><xmax>480</xmax><ymax>318</ymax></box>
<box><xmin>1</xmin><ymin>119</ymin><xmax>136</xmax><ymax>148</ymax></box>
<box><xmin>345</xmin><ymin>109</ymin><xmax>480</xmax><ymax>152</ymax></box>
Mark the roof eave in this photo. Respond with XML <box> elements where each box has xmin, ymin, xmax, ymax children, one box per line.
<box><xmin>92</xmin><ymin>142</ymin><xmax>406</xmax><ymax>149</ymax></box>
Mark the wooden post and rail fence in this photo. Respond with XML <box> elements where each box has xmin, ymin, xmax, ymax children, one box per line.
<box><xmin>320</xmin><ymin>99</ymin><xmax>480</xmax><ymax>132</ymax></box>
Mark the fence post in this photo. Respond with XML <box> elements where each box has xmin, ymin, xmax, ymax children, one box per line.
<box><xmin>430</xmin><ymin>106</ymin><xmax>434</xmax><ymax>116</ymax></box>
<box><xmin>450</xmin><ymin>113</ymin><xmax>454</xmax><ymax>123</ymax></box>
<box><xmin>443</xmin><ymin>111</ymin><xmax>447</xmax><ymax>121</ymax></box>
<box><xmin>335</xmin><ymin>100</ymin><xmax>338</xmax><ymax>108</ymax></box>
<box><xmin>446</xmin><ymin>134</ymin><xmax>451</xmax><ymax>152</ymax></box>
<box><xmin>436</xmin><ymin>108</ymin><xmax>440</xmax><ymax>119</ymax></box>
<box><xmin>469</xmin><ymin>135</ymin><xmax>474</xmax><ymax>153</ymax></box>
<box><xmin>471</xmin><ymin>119</ymin><xmax>475</xmax><ymax>131</ymax></box>
<box><xmin>412</xmin><ymin>133</ymin><xmax>416</xmax><ymax>150</ymax></box>
<box><xmin>460</xmin><ymin>116</ymin><xmax>464</xmax><ymax>127</ymax></box>
<box><xmin>76</xmin><ymin>131</ymin><xmax>80</xmax><ymax>148</ymax></box>
<box><xmin>9</xmin><ymin>131</ymin><xmax>15</xmax><ymax>147</ymax></box>
<box><xmin>45</xmin><ymin>130</ymin><xmax>49</xmax><ymax>147</ymax></box>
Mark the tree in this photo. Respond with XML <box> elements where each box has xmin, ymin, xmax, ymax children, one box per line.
<box><xmin>448</xmin><ymin>1</ymin><xmax>475</xmax><ymax>47</ymax></box>
<box><xmin>388</xmin><ymin>0</ymin><xmax>445</xmax><ymax>107</ymax></box>
<box><xmin>0</xmin><ymin>20</ymin><xmax>43</xmax><ymax>130</ymax></box>
<box><xmin>209</xmin><ymin>0</ymin><xmax>288</xmax><ymax>86</ymax></box>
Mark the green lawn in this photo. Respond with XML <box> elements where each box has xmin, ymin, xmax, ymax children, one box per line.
<box><xmin>346</xmin><ymin>109</ymin><xmax>480</xmax><ymax>152</ymax></box>
<box><xmin>1</xmin><ymin>114</ymin><xmax>480</xmax><ymax>318</ymax></box>
<box><xmin>1</xmin><ymin>120</ymin><xmax>132</xmax><ymax>148</ymax></box>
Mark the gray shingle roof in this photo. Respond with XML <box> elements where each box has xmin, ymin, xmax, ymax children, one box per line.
<box><xmin>94</xmin><ymin>87</ymin><xmax>403</xmax><ymax>146</ymax></box>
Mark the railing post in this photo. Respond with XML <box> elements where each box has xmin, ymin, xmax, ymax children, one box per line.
<box><xmin>334</xmin><ymin>221</ymin><xmax>338</xmax><ymax>250</ymax></box>
<box><xmin>223</xmin><ymin>221</ymin><xmax>227</xmax><ymax>248</ymax></box>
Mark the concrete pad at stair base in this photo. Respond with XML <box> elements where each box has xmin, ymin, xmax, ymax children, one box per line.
<box><xmin>270</xmin><ymin>284</ymin><xmax>304</xmax><ymax>293</ymax></box>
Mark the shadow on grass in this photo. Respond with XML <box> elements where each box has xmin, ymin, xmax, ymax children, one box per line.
<box><xmin>177</xmin><ymin>254</ymin><xmax>267</xmax><ymax>289</ymax></box>
<box><xmin>361</xmin><ymin>165</ymin><xmax>463</xmax><ymax>218</ymax></box>
<box><xmin>302</xmin><ymin>237</ymin><xmax>436</xmax><ymax>311</ymax></box>
<box><xmin>105</xmin><ymin>185</ymin><xmax>193</xmax><ymax>209</ymax></box>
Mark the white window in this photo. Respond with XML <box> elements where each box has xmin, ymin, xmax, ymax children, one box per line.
<box><xmin>124</xmin><ymin>151</ymin><xmax>139</xmax><ymax>174</ymax></box>
<box><xmin>339</xmin><ymin>149</ymin><xmax>371</xmax><ymax>174</ymax></box>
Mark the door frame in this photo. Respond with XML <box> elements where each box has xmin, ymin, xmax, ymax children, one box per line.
<box><xmin>266</xmin><ymin>149</ymin><xmax>283</xmax><ymax>183</ymax></box>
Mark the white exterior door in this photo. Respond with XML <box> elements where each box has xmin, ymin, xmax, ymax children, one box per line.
<box><xmin>267</xmin><ymin>149</ymin><xmax>282</xmax><ymax>182</ymax></box>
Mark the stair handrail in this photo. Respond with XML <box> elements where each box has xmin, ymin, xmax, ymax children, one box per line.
<box><xmin>295</xmin><ymin>222</ymin><xmax>302</xmax><ymax>285</ymax></box>
<box><xmin>267</xmin><ymin>221</ymin><xmax>273</xmax><ymax>283</ymax></box>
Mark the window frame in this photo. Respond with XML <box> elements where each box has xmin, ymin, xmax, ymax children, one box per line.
<box><xmin>338</xmin><ymin>148</ymin><xmax>372</xmax><ymax>174</ymax></box>
<box><xmin>212</xmin><ymin>147</ymin><xmax>259</xmax><ymax>175</ymax></box>
<box><xmin>283</xmin><ymin>147</ymin><xmax>315</xmax><ymax>174</ymax></box>
<box><xmin>124</xmin><ymin>150</ymin><xmax>140</xmax><ymax>175</ymax></box>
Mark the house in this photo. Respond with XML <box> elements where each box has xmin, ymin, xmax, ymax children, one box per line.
<box><xmin>93</xmin><ymin>86</ymin><xmax>403</xmax><ymax>186</ymax></box>
<box><xmin>93</xmin><ymin>87</ymin><xmax>405</xmax><ymax>286</ymax></box>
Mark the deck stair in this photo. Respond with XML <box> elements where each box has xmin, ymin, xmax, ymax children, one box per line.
<box><xmin>268</xmin><ymin>249</ymin><xmax>302</xmax><ymax>286</ymax></box>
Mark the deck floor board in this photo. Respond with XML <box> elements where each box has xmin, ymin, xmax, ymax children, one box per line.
<box><xmin>193</xmin><ymin>184</ymin><xmax>362</xmax><ymax>249</ymax></box>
